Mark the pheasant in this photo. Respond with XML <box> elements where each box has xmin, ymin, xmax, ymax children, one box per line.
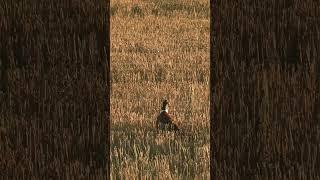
<box><xmin>156</xmin><ymin>100</ymin><xmax>179</xmax><ymax>131</ymax></box>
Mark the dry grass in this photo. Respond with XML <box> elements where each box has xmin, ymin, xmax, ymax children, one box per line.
<box><xmin>110</xmin><ymin>0</ymin><xmax>210</xmax><ymax>179</ymax></box>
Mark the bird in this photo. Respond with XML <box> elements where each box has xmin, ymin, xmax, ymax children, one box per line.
<box><xmin>156</xmin><ymin>100</ymin><xmax>179</xmax><ymax>131</ymax></box>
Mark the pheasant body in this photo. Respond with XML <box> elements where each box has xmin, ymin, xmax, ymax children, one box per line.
<box><xmin>156</xmin><ymin>100</ymin><xmax>179</xmax><ymax>131</ymax></box>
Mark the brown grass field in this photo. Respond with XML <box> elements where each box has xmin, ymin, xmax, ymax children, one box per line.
<box><xmin>110</xmin><ymin>0</ymin><xmax>210</xmax><ymax>179</ymax></box>
<box><xmin>2</xmin><ymin>0</ymin><xmax>319</xmax><ymax>179</ymax></box>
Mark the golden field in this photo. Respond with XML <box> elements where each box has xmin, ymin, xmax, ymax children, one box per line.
<box><xmin>110</xmin><ymin>0</ymin><xmax>210</xmax><ymax>179</ymax></box>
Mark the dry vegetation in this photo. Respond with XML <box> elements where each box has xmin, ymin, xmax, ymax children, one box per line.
<box><xmin>0</xmin><ymin>1</ymin><xmax>108</xmax><ymax>179</ymax></box>
<box><xmin>214</xmin><ymin>0</ymin><xmax>320</xmax><ymax>179</ymax></box>
<box><xmin>110</xmin><ymin>0</ymin><xmax>210</xmax><ymax>179</ymax></box>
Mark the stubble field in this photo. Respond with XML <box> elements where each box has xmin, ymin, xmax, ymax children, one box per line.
<box><xmin>110</xmin><ymin>0</ymin><xmax>210</xmax><ymax>179</ymax></box>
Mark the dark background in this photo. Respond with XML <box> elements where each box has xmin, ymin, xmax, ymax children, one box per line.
<box><xmin>0</xmin><ymin>0</ymin><xmax>109</xmax><ymax>178</ymax></box>
<box><xmin>211</xmin><ymin>0</ymin><xmax>320</xmax><ymax>179</ymax></box>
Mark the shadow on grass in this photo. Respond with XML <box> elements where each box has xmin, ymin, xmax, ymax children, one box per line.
<box><xmin>110</xmin><ymin>121</ymin><xmax>209</xmax><ymax>178</ymax></box>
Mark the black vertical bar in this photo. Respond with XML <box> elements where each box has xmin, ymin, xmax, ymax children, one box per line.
<box><xmin>104</xmin><ymin>0</ymin><xmax>111</xmax><ymax>177</ymax></box>
<box><xmin>210</xmin><ymin>0</ymin><xmax>218</xmax><ymax>179</ymax></box>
